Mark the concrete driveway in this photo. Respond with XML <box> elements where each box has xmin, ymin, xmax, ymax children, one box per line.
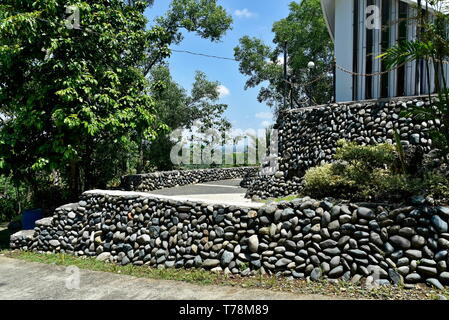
<box><xmin>0</xmin><ymin>256</ymin><xmax>336</xmax><ymax>300</ymax></box>
<box><xmin>146</xmin><ymin>179</ymin><xmax>263</xmax><ymax>208</ymax></box>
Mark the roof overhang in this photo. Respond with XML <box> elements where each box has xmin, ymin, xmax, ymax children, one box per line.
<box><xmin>320</xmin><ymin>0</ymin><xmax>445</xmax><ymax>43</ymax></box>
<box><xmin>321</xmin><ymin>0</ymin><xmax>335</xmax><ymax>42</ymax></box>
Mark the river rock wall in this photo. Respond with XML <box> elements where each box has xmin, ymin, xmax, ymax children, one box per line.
<box><xmin>121</xmin><ymin>167</ymin><xmax>259</xmax><ymax>192</ymax></box>
<box><xmin>10</xmin><ymin>190</ymin><xmax>449</xmax><ymax>288</ymax></box>
<box><xmin>246</xmin><ymin>96</ymin><xmax>440</xmax><ymax>199</ymax></box>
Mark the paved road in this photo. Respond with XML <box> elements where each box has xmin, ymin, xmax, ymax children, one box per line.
<box><xmin>0</xmin><ymin>256</ymin><xmax>337</xmax><ymax>300</ymax></box>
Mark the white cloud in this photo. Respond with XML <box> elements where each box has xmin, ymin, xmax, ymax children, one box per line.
<box><xmin>256</xmin><ymin>112</ymin><xmax>273</xmax><ymax>120</ymax></box>
<box><xmin>261</xmin><ymin>120</ymin><xmax>274</xmax><ymax>128</ymax></box>
<box><xmin>234</xmin><ymin>8</ymin><xmax>256</xmax><ymax>18</ymax></box>
<box><xmin>276</xmin><ymin>56</ymin><xmax>285</xmax><ymax>65</ymax></box>
<box><xmin>217</xmin><ymin>85</ymin><xmax>230</xmax><ymax>98</ymax></box>
<box><xmin>266</xmin><ymin>56</ymin><xmax>286</xmax><ymax>66</ymax></box>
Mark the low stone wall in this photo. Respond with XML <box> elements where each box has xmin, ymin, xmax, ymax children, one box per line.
<box><xmin>10</xmin><ymin>190</ymin><xmax>449</xmax><ymax>288</ymax></box>
<box><xmin>121</xmin><ymin>167</ymin><xmax>259</xmax><ymax>192</ymax></box>
<box><xmin>239</xmin><ymin>169</ymin><xmax>259</xmax><ymax>188</ymax></box>
<box><xmin>245</xmin><ymin>174</ymin><xmax>303</xmax><ymax>200</ymax></box>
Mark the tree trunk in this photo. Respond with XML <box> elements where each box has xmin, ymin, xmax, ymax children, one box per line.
<box><xmin>137</xmin><ymin>136</ymin><xmax>144</xmax><ymax>174</ymax></box>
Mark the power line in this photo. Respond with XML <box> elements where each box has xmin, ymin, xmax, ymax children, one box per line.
<box><xmin>171</xmin><ymin>49</ymin><xmax>237</xmax><ymax>61</ymax></box>
<box><xmin>5</xmin><ymin>8</ymin><xmax>449</xmax><ymax>81</ymax></box>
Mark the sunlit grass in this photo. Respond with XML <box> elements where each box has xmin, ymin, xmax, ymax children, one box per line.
<box><xmin>3</xmin><ymin>250</ymin><xmax>449</xmax><ymax>300</ymax></box>
<box><xmin>257</xmin><ymin>195</ymin><xmax>302</xmax><ymax>203</ymax></box>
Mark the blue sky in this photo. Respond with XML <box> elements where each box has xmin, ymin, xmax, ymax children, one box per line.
<box><xmin>145</xmin><ymin>0</ymin><xmax>296</xmax><ymax>130</ymax></box>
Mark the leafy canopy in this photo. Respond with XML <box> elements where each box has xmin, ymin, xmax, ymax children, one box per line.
<box><xmin>234</xmin><ymin>0</ymin><xmax>333</xmax><ymax>114</ymax></box>
<box><xmin>0</xmin><ymin>0</ymin><xmax>233</xmax><ymax>199</ymax></box>
<box><xmin>146</xmin><ymin>65</ymin><xmax>231</xmax><ymax>170</ymax></box>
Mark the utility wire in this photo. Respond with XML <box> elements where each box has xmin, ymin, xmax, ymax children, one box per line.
<box><xmin>171</xmin><ymin>49</ymin><xmax>237</xmax><ymax>61</ymax></box>
<box><xmin>4</xmin><ymin>8</ymin><xmax>449</xmax><ymax>80</ymax></box>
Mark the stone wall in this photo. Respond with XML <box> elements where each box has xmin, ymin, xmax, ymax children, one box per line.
<box><xmin>121</xmin><ymin>167</ymin><xmax>259</xmax><ymax>192</ymax></box>
<box><xmin>10</xmin><ymin>190</ymin><xmax>449</xmax><ymax>288</ymax></box>
<box><xmin>246</xmin><ymin>96</ymin><xmax>440</xmax><ymax>199</ymax></box>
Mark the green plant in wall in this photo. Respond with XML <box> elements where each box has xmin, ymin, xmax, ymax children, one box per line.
<box><xmin>393</xmin><ymin>129</ymin><xmax>408</xmax><ymax>174</ymax></box>
<box><xmin>303</xmin><ymin>139</ymin><xmax>449</xmax><ymax>202</ymax></box>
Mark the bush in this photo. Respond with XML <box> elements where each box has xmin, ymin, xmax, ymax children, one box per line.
<box><xmin>303</xmin><ymin>163</ymin><xmax>357</xmax><ymax>199</ymax></box>
<box><xmin>334</xmin><ymin>139</ymin><xmax>397</xmax><ymax>169</ymax></box>
<box><xmin>303</xmin><ymin>140</ymin><xmax>449</xmax><ymax>203</ymax></box>
<box><xmin>0</xmin><ymin>196</ymin><xmax>16</xmax><ymax>223</ymax></box>
<box><xmin>0</xmin><ymin>175</ymin><xmax>32</xmax><ymax>222</ymax></box>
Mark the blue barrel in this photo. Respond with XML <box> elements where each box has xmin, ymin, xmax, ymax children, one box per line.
<box><xmin>21</xmin><ymin>209</ymin><xmax>43</xmax><ymax>230</ymax></box>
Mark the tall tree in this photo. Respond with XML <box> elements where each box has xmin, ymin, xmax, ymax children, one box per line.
<box><xmin>234</xmin><ymin>0</ymin><xmax>333</xmax><ymax>115</ymax></box>
<box><xmin>142</xmin><ymin>0</ymin><xmax>233</xmax><ymax>75</ymax></box>
<box><xmin>0</xmin><ymin>0</ymin><xmax>232</xmax><ymax>201</ymax></box>
<box><xmin>145</xmin><ymin>65</ymin><xmax>231</xmax><ymax>171</ymax></box>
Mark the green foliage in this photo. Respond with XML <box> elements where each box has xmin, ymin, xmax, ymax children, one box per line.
<box><xmin>234</xmin><ymin>0</ymin><xmax>333</xmax><ymax>114</ymax></box>
<box><xmin>303</xmin><ymin>163</ymin><xmax>357</xmax><ymax>199</ymax></box>
<box><xmin>334</xmin><ymin>140</ymin><xmax>397</xmax><ymax>169</ymax></box>
<box><xmin>0</xmin><ymin>175</ymin><xmax>32</xmax><ymax>222</ymax></box>
<box><xmin>0</xmin><ymin>0</ymin><xmax>233</xmax><ymax>205</ymax></box>
<box><xmin>0</xmin><ymin>0</ymin><xmax>160</xmax><ymax>197</ymax></box>
<box><xmin>303</xmin><ymin>140</ymin><xmax>449</xmax><ymax>202</ymax></box>
<box><xmin>145</xmin><ymin>65</ymin><xmax>231</xmax><ymax>171</ymax></box>
<box><xmin>0</xmin><ymin>196</ymin><xmax>16</xmax><ymax>223</ymax></box>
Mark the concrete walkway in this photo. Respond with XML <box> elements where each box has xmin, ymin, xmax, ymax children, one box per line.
<box><xmin>87</xmin><ymin>179</ymin><xmax>263</xmax><ymax>208</ymax></box>
<box><xmin>0</xmin><ymin>256</ymin><xmax>336</xmax><ymax>300</ymax></box>
<box><xmin>148</xmin><ymin>179</ymin><xmax>262</xmax><ymax>207</ymax></box>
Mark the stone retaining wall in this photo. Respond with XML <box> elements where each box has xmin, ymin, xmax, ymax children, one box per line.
<box><xmin>121</xmin><ymin>167</ymin><xmax>259</xmax><ymax>192</ymax></box>
<box><xmin>10</xmin><ymin>190</ymin><xmax>449</xmax><ymax>288</ymax></box>
<box><xmin>246</xmin><ymin>96</ymin><xmax>440</xmax><ymax>199</ymax></box>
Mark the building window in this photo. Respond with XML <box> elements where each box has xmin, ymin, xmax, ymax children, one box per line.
<box><xmin>365</xmin><ymin>0</ymin><xmax>375</xmax><ymax>99</ymax></box>
<box><xmin>380</xmin><ymin>0</ymin><xmax>390</xmax><ymax>98</ymax></box>
<box><xmin>353</xmin><ymin>0</ymin><xmax>359</xmax><ymax>100</ymax></box>
<box><xmin>397</xmin><ymin>0</ymin><xmax>408</xmax><ymax>97</ymax></box>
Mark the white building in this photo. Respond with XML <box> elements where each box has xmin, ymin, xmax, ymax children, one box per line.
<box><xmin>321</xmin><ymin>0</ymin><xmax>448</xmax><ymax>102</ymax></box>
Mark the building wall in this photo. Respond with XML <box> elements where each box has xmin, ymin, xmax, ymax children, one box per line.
<box><xmin>335</xmin><ymin>0</ymin><xmax>354</xmax><ymax>102</ymax></box>
<box><xmin>330</xmin><ymin>0</ymin><xmax>448</xmax><ymax>102</ymax></box>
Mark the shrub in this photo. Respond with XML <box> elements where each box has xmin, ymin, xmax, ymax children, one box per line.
<box><xmin>0</xmin><ymin>175</ymin><xmax>32</xmax><ymax>222</ymax></box>
<box><xmin>334</xmin><ymin>139</ymin><xmax>397</xmax><ymax>169</ymax></box>
<box><xmin>303</xmin><ymin>163</ymin><xmax>357</xmax><ymax>199</ymax></box>
<box><xmin>0</xmin><ymin>196</ymin><xmax>16</xmax><ymax>223</ymax></box>
<box><xmin>303</xmin><ymin>140</ymin><xmax>449</xmax><ymax>203</ymax></box>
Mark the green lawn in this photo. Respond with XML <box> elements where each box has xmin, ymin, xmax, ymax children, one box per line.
<box><xmin>3</xmin><ymin>250</ymin><xmax>448</xmax><ymax>300</ymax></box>
<box><xmin>257</xmin><ymin>195</ymin><xmax>302</xmax><ymax>203</ymax></box>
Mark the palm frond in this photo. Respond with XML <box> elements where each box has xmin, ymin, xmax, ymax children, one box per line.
<box><xmin>378</xmin><ymin>40</ymin><xmax>433</xmax><ymax>69</ymax></box>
